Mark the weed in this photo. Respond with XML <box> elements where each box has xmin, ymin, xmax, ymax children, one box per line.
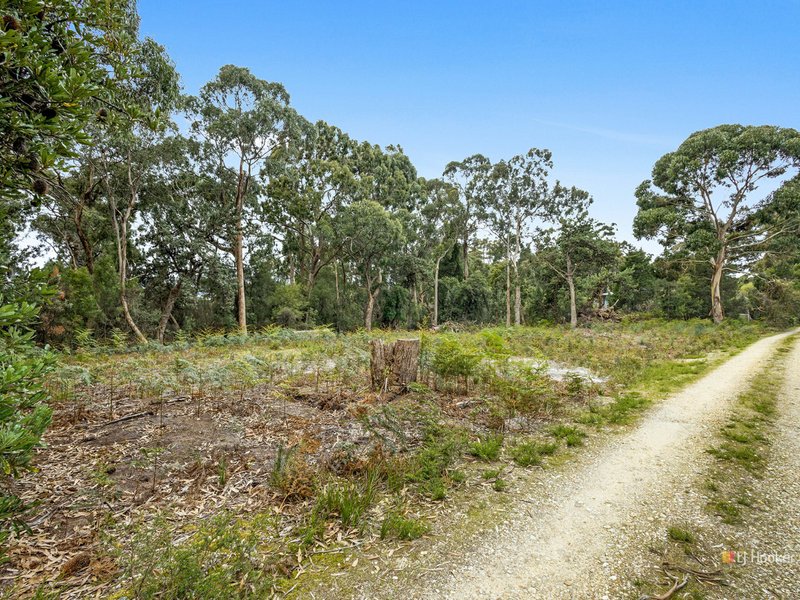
<box><xmin>314</xmin><ymin>472</ymin><xmax>379</xmax><ymax>529</ymax></box>
<box><xmin>468</xmin><ymin>434</ymin><xmax>503</xmax><ymax>461</ymax></box>
<box><xmin>120</xmin><ymin>513</ymin><xmax>277</xmax><ymax>599</ymax></box>
<box><xmin>482</xmin><ymin>468</ymin><xmax>502</xmax><ymax>480</ymax></box>
<box><xmin>667</xmin><ymin>526</ymin><xmax>695</xmax><ymax>544</ymax></box>
<box><xmin>492</xmin><ymin>478</ymin><xmax>507</xmax><ymax>492</ymax></box>
<box><xmin>549</xmin><ymin>424</ymin><xmax>586</xmax><ymax>447</ymax></box>
<box><xmin>709</xmin><ymin>500</ymin><xmax>741</xmax><ymax>524</ymax></box>
<box><xmin>509</xmin><ymin>440</ymin><xmax>557</xmax><ymax>467</ymax></box>
<box><xmin>380</xmin><ymin>512</ymin><xmax>428</xmax><ymax>540</ymax></box>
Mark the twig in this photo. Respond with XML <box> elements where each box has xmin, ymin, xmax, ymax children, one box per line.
<box><xmin>93</xmin><ymin>410</ymin><xmax>155</xmax><ymax>430</ymax></box>
<box><xmin>639</xmin><ymin>572</ymin><xmax>689</xmax><ymax>600</ymax></box>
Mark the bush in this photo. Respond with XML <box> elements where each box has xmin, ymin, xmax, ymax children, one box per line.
<box><xmin>468</xmin><ymin>434</ymin><xmax>503</xmax><ymax>461</ymax></box>
<box><xmin>431</xmin><ymin>337</ymin><xmax>482</xmax><ymax>391</ymax></box>
<box><xmin>0</xmin><ymin>299</ymin><xmax>54</xmax><ymax>543</ymax></box>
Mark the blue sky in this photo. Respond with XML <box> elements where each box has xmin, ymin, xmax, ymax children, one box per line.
<box><xmin>138</xmin><ymin>1</ymin><xmax>799</xmax><ymax>251</ymax></box>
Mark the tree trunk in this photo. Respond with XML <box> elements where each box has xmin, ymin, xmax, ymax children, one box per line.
<box><xmin>513</xmin><ymin>259</ymin><xmax>521</xmax><ymax>326</ymax></box>
<box><xmin>110</xmin><ymin>188</ymin><xmax>146</xmax><ymax>345</ymax></box>
<box><xmin>370</xmin><ymin>338</ymin><xmax>420</xmax><ymax>392</ymax></box>
<box><xmin>710</xmin><ymin>247</ymin><xmax>726</xmax><ymax>324</ymax></box>
<box><xmin>234</xmin><ymin>229</ymin><xmax>247</xmax><ymax>335</ymax></box>
<box><xmin>157</xmin><ymin>278</ymin><xmax>182</xmax><ymax>344</ymax></box>
<box><xmin>365</xmin><ymin>289</ymin><xmax>377</xmax><ymax>331</ymax></box>
<box><xmin>433</xmin><ymin>256</ymin><xmax>441</xmax><ymax>327</ymax></box>
<box><xmin>505</xmin><ymin>260</ymin><xmax>511</xmax><ymax>327</ymax></box>
<box><xmin>567</xmin><ymin>255</ymin><xmax>577</xmax><ymax>329</ymax></box>
<box><xmin>513</xmin><ymin>219</ymin><xmax>522</xmax><ymax>326</ymax></box>
<box><xmin>462</xmin><ymin>235</ymin><xmax>469</xmax><ymax>280</ymax></box>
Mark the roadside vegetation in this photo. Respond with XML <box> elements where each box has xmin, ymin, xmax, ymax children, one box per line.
<box><xmin>0</xmin><ymin>318</ymin><xmax>770</xmax><ymax>598</ymax></box>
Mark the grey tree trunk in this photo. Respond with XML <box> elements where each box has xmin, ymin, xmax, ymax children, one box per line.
<box><xmin>433</xmin><ymin>256</ymin><xmax>442</xmax><ymax>327</ymax></box>
<box><xmin>710</xmin><ymin>247</ymin><xmax>726</xmax><ymax>324</ymax></box>
<box><xmin>234</xmin><ymin>230</ymin><xmax>247</xmax><ymax>335</ymax></box>
<box><xmin>157</xmin><ymin>279</ymin><xmax>182</xmax><ymax>344</ymax></box>
<box><xmin>567</xmin><ymin>255</ymin><xmax>577</xmax><ymax>329</ymax></box>
<box><xmin>505</xmin><ymin>258</ymin><xmax>511</xmax><ymax>327</ymax></box>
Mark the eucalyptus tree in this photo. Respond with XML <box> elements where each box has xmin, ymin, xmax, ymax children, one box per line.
<box><xmin>634</xmin><ymin>125</ymin><xmax>800</xmax><ymax>323</ymax></box>
<box><xmin>443</xmin><ymin>154</ymin><xmax>492</xmax><ymax>279</ymax></box>
<box><xmin>337</xmin><ymin>200</ymin><xmax>404</xmax><ymax>330</ymax></box>
<box><xmin>188</xmin><ymin>65</ymin><xmax>298</xmax><ymax>335</ymax></box>
<box><xmin>95</xmin><ymin>38</ymin><xmax>179</xmax><ymax>344</ymax></box>
<box><xmin>488</xmin><ymin>149</ymin><xmax>558</xmax><ymax>326</ymax></box>
<box><xmin>267</xmin><ymin>120</ymin><xmax>358</xmax><ymax>308</ymax></box>
<box><xmin>418</xmin><ymin>179</ymin><xmax>462</xmax><ymax>327</ymax></box>
<box><xmin>352</xmin><ymin>143</ymin><xmax>420</xmax><ymax>211</ymax></box>
<box><xmin>139</xmin><ymin>135</ymin><xmax>220</xmax><ymax>343</ymax></box>
<box><xmin>537</xmin><ymin>193</ymin><xmax>617</xmax><ymax>328</ymax></box>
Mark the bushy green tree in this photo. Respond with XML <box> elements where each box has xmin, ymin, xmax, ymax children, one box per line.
<box><xmin>634</xmin><ymin>125</ymin><xmax>800</xmax><ymax>323</ymax></box>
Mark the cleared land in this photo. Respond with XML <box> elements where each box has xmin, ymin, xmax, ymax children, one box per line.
<box><xmin>0</xmin><ymin>320</ymin><xmax>774</xmax><ymax>598</ymax></box>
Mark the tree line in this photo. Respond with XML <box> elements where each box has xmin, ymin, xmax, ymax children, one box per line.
<box><xmin>3</xmin><ymin>2</ymin><xmax>800</xmax><ymax>350</ymax></box>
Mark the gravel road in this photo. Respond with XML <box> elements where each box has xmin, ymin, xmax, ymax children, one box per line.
<box><xmin>423</xmin><ymin>330</ymin><xmax>798</xmax><ymax>600</ymax></box>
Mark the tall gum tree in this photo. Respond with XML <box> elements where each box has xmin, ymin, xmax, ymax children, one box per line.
<box><xmin>188</xmin><ymin>66</ymin><xmax>298</xmax><ymax>335</ymax></box>
<box><xmin>489</xmin><ymin>148</ymin><xmax>558</xmax><ymax>326</ymax></box>
<box><xmin>443</xmin><ymin>155</ymin><xmax>491</xmax><ymax>280</ymax></box>
<box><xmin>338</xmin><ymin>200</ymin><xmax>404</xmax><ymax>331</ymax></box>
<box><xmin>634</xmin><ymin>125</ymin><xmax>800</xmax><ymax>323</ymax></box>
<box><xmin>266</xmin><ymin>120</ymin><xmax>357</xmax><ymax>308</ymax></box>
<box><xmin>537</xmin><ymin>191</ymin><xmax>617</xmax><ymax>328</ymax></box>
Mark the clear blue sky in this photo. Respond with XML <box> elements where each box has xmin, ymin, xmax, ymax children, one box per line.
<box><xmin>138</xmin><ymin>0</ymin><xmax>799</xmax><ymax>250</ymax></box>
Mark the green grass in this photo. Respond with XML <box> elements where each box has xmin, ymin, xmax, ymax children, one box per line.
<box><xmin>549</xmin><ymin>424</ymin><xmax>586</xmax><ymax>447</ymax></box>
<box><xmin>117</xmin><ymin>513</ymin><xmax>279</xmax><ymax>599</ymax></box>
<box><xmin>314</xmin><ymin>472</ymin><xmax>379</xmax><ymax>529</ymax></box>
<box><xmin>509</xmin><ymin>439</ymin><xmax>558</xmax><ymax>467</ymax></box>
<box><xmin>667</xmin><ymin>526</ymin><xmax>696</xmax><ymax>544</ymax></box>
<box><xmin>468</xmin><ymin>434</ymin><xmax>503</xmax><ymax>461</ymax></box>
<box><xmin>380</xmin><ymin>512</ymin><xmax>428</xmax><ymax>540</ymax></box>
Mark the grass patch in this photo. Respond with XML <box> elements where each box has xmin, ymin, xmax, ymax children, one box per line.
<box><xmin>380</xmin><ymin>512</ymin><xmax>428</xmax><ymax>540</ymax></box>
<box><xmin>118</xmin><ymin>513</ymin><xmax>278</xmax><ymax>599</ymax></box>
<box><xmin>667</xmin><ymin>526</ymin><xmax>696</xmax><ymax>544</ymax></box>
<box><xmin>314</xmin><ymin>472</ymin><xmax>379</xmax><ymax>529</ymax></box>
<box><xmin>468</xmin><ymin>434</ymin><xmax>503</xmax><ymax>461</ymax></box>
<box><xmin>509</xmin><ymin>440</ymin><xmax>558</xmax><ymax>467</ymax></box>
<box><xmin>549</xmin><ymin>424</ymin><xmax>586</xmax><ymax>447</ymax></box>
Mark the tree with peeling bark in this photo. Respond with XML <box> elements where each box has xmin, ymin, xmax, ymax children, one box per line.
<box><xmin>538</xmin><ymin>191</ymin><xmax>617</xmax><ymax>328</ymax></box>
<box><xmin>634</xmin><ymin>124</ymin><xmax>800</xmax><ymax>323</ymax></box>
<box><xmin>95</xmin><ymin>38</ymin><xmax>180</xmax><ymax>345</ymax></box>
<box><xmin>188</xmin><ymin>65</ymin><xmax>298</xmax><ymax>335</ymax></box>
<box><xmin>338</xmin><ymin>200</ymin><xmax>404</xmax><ymax>331</ymax></box>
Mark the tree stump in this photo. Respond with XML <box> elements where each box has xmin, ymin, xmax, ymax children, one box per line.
<box><xmin>370</xmin><ymin>338</ymin><xmax>420</xmax><ymax>392</ymax></box>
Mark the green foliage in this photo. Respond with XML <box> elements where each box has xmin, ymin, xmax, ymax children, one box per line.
<box><xmin>666</xmin><ymin>526</ymin><xmax>695</xmax><ymax>544</ymax></box>
<box><xmin>0</xmin><ymin>299</ymin><xmax>54</xmax><ymax>542</ymax></box>
<box><xmin>467</xmin><ymin>434</ymin><xmax>503</xmax><ymax>461</ymax></box>
<box><xmin>120</xmin><ymin>513</ymin><xmax>277</xmax><ymax>599</ymax></box>
<box><xmin>431</xmin><ymin>336</ymin><xmax>482</xmax><ymax>387</ymax></box>
<box><xmin>509</xmin><ymin>439</ymin><xmax>558</xmax><ymax>467</ymax></box>
<box><xmin>380</xmin><ymin>511</ymin><xmax>428</xmax><ymax>540</ymax></box>
<box><xmin>314</xmin><ymin>472</ymin><xmax>378</xmax><ymax>529</ymax></box>
<box><xmin>549</xmin><ymin>424</ymin><xmax>586</xmax><ymax>447</ymax></box>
